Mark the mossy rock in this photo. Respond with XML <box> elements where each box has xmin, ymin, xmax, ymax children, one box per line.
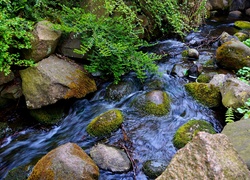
<box><xmin>29</xmin><ymin>104</ymin><xmax>64</xmax><ymax>125</ymax></box>
<box><xmin>196</xmin><ymin>73</ymin><xmax>212</xmax><ymax>83</ymax></box>
<box><xmin>87</xmin><ymin>109</ymin><xmax>123</xmax><ymax>137</ymax></box>
<box><xmin>143</xmin><ymin>79</ymin><xmax>166</xmax><ymax>91</ymax></box>
<box><xmin>131</xmin><ymin>90</ymin><xmax>171</xmax><ymax>116</ymax></box>
<box><xmin>185</xmin><ymin>83</ymin><xmax>221</xmax><ymax>108</ymax></box>
<box><xmin>234</xmin><ymin>21</ymin><xmax>250</xmax><ymax>29</ymax></box>
<box><xmin>5</xmin><ymin>165</ymin><xmax>33</xmax><ymax>180</ymax></box>
<box><xmin>142</xmin><ymin>160</ymin><xmax>168</xmax><ymax>179</ymax></box>
<box><xmin>234</xmin><ymin>32</ymin><xmax>249</xmax><ymax>41</ymax></box>
<box><xmin>173</xmin><ymin>120</ymin><xmax>216</xmax><ymax>149</ymax></box>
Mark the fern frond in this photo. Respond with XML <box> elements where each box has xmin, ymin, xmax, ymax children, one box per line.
<box><xmin>225</xmin><ymin>107</ymin><xmax>235</xmax><ymax>123</ymax></box>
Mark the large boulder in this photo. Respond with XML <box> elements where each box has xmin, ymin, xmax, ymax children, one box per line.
<box><xmin>24</xmin><ymin>20</ymin><xmax>62</xmax><ymax>63</ymax></box>
<box><xmin>90</xmin><ymin>144</ymin><xmax>131</xmax><ymax>172</ymax></box>
<box><xmin>131</xmin><ymin>90</ymin><xmax>171</xmax><ymax>116</ymax></box>
<box><xmin>220</xmin><ymin>77</ymin><xmax>250</xmax><ymax>108</ymax></box>
<box><xmin>57</xmin><ymin>33</ymin><xmax>85</xmax><ymax>59</ymax></box>
<box><xmin>28</xmin><ymin>143</ymin><xmax>99</xmax><ymax>180</ymax></box>
<box><xmin>20</xmin><ymin>55</ymin><xmax>96</xmax><ymax>109</ymax></box>
<box><xmin>156</xmin><ymin>132</ymin><xmax>250</xmax><ymax>180</ymax></box>
<box><xmin>86</xmin><ymin>109</ymin><xmax>123</xmax><ymax>137</ymax></box>
<box><xmin>216</xmin><ymin>40</ymin><xmax>250</xmax><ymax>71</ymax></box>
<box><xmin>222</xmin><ymin>119</ymin><xmax>250</xmax><ymax>169</ymax></box>
<box><xmin>184</xmin><ymin>82</ymin><xmax>221</xmax><ymax>108</ymax></box>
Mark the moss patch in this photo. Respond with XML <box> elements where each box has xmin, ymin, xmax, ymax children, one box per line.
<box><xmin>87</xmin><ymin>109</ymin><xmax>123</xmax><ymax>137</ymax></box>
<box><xmin>173</xmin><ymin>119</ymin><xmax>216</xmax><ymax>149</ymax></box>
<box><xmin>196</xmin><ymin>74</ymin><xmax>212</xmax><ymax>83</ymax></box>
<box><xmin>185</xmin><ymin>83</ymin><xmax>221</xmax><ymax>108</ymax></box>
<box><xmin>29</xmin><ymin>104</ymin><xmax>64</xmax><ymax>125</ymax></box>
<box><xmin>234</xmin><ymin>21</ymin><xmax>250</xmax><ymax>29</ymax></box>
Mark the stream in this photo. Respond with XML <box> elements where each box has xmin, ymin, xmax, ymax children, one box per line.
<box><xmin>0</xmin><ymin>18</ymin><xmax>240</xmax><ymax>180</ymax></box>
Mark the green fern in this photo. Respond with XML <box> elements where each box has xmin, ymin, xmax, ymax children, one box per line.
<box><xmin>225</xmin><ymin>107</ymin><xmax>235</xmax><ymax>123</ymax></box>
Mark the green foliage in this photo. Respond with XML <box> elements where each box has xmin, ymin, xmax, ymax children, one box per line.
<box><xmin>225</xmin><ymin>107</ymin><xmax>235</xmax><ymax>123</ymax></box>
<box><xmin>237</xmin><ymin>98</ymin><xmax>250</xmax><ymax>119</ymax></box>
<box><xmin>55</xmin><ymin>3</ymin><xmax>161</xmax><ymax>83</ymax></box>
<box><xmin>0</xmin><ymin>7</ymin><xmax>34</xmax><ymax>75</ymax></box>
<box><xmin>135</xmin><ymin>0</ymin><xmax>207</xmax><ymax>36</ymax></box>
<box><xmin>243</xmin><ymin>39</ymin><xmax>250</xmax><ymax>48</ymax></box>
<box><xmin>236</xmin><ymin>66</ymin><xmax>250</xmax><ymax>84</ymax></box>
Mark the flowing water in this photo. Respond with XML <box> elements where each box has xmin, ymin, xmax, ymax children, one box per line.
<box><xmin>0</xmin><ymin>19</ymin><xmax>240</xmax><ymax>180</ymax></box>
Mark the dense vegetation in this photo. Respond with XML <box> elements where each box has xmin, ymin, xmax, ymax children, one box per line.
<box><xmin>0</xmin><ymin>0</ymin><xmax>207</xmax><ymax>82</ymax></box>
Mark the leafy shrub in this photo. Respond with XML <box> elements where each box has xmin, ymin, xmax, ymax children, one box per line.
<box><xmin>135</xmin><ymin>0</ymin><xmax>207</xmax><ymax>36</ymax></box>
<box><xmin>236</xmin><ymin>66</ymin><xmax>250</xmax><ymax>84</ymax></box>
<box><xmin>243</xmin><ymin>39</ymin><xmax>250</xmax><ymax>47</ymax></box>
<box><xmin>0</xmin><ymin>8</ymin><xmax>34</xmax><ymax>75</ymax></box>
<box><xmin>55</xmin><ymin>3</ymin><xmax>161</xmax><ymax>83</ymax></box>
<box><xmin>237</xmin><ymin>98</ymin><xmax>250</xmax><ymax>119</ymax></box>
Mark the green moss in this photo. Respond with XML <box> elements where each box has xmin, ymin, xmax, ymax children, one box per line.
<box><xmin>5</xmin><ymin>165</ymin><xmax>33</xmax><ymax>180</ymax></box>
<box><xmin>87</xmin><ymin>109</ymin><xmax>123</xmax><ymax>137</ymax></box>
<box><xmin>185</xmin><ymin>83</ymin><xmax>221</xmax><ymax>108</ymax></box>
<box><xmin>196</xmin><ymin>74</ymin><xmax>211</xmax><ymax>83</ymax></box>
<box><xmin>234</xmin><ymin>21</ymin><xmax>250</xmax><ymax>29</ymax></box>
<box><xmin>29</xmin><ymin>104</ymin><xmax>64</xmax><ymax>125</ymax></box>
<box><xmin>173</xmin><ymin>119</ymin><xmax>216</xmax><ymax>149</ymax></box>
<box><xmin>182</xmin><ymin>50</ymin><xmax>189</xmax><ymax>57</ymax></box>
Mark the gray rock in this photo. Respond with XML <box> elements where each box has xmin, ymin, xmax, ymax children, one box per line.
<box><xmin>57</xmin><ymin>33</ymin><xmax>85</xmax><ymax>59</ymax></box>
<box><xmin>105</xmin><ymin>78</ymin><xmax>141</xmax><ymax>101</ymax></box>
<box><xmin>171</xmin><ymin>62</ymin><xmax>192</xmax><ymax>78</ymax></box>
<box><xmin>1</xmin><ymin>78</ymin><xmax>22</xmax><ymax>99</ymax></box>
<box><xmin>209</xmin><ymin>74</ymin><xmax>229</xmax><ymax>89</ymax></box>
<box><xmin>218</xmin><ymin>32</ymin><xmax>238</xmax><ymax>45</ymax></box>
<box><xmin>220</xmin><ymin>77</ymin><xmax>250</xmax><ymax>108</ymax></box>
<box><xmin>246</xmin><ymin>8</ymin><xmax>250</xmax><ymax>16</ymax></box>
<box><xmin>188</xmin><ymin>48</ymin><xmax>199</xmax><ymax>59</ymax></box>
<box><xmin>24</xmin><ymin>20</ymin><xmax>62</xmax><ymax>62</ymax></box>
<box><xmin>207</xmin><ymin>0</ymin><xmax>229</xmax><ymax>10</ymax></box>
<box><xmin>0</xmin><ymin>72</ymin><xmax>14</xmax><ymax>86</ymax></box>
<box><xmin>143</xmin><ymin>160</ymin><xmax>168</xmax><ymax>179</ymax></box>
<box><xmin>28</xmin><ymin>143</ymin><xmax>99</xmax><ymax>180</ymax></box>
<box><xmin>90</xmin><ymin>144</ymin><xmax>131</xmax><ymax>172</ymax></box>
<box><xmin>20</xmin><ymin>55</ymin><xmax>96</xmax><ymax>109</ymax></box>
<box><xmin>222</xmin><ymin>119</ymin><xmax>250</xmax><ymax>169</ymax></box>
<box><xmin>228</xmin><ymin>10</ymin><xmax>242</xmax><ymax>18</ymax></box>
<box><xmin>156</xmin><ymin>132</ymin><xmax>250</xmax><ymax>180</ymax></box>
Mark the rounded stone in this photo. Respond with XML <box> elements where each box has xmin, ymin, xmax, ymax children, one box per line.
<box><xmin>173</xmin><ymin>120</ymin><xmax>216</xmax><ymax>149</ymax></box>
<box><xmin>86</xmin><ymin>109</ymin><xmax>123</xmax><ymax>137</ymax></box>
<box><xmin>90</xmin><ymin>144</ymin><xmax>131</xmax><ymax>172</ymax></box>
